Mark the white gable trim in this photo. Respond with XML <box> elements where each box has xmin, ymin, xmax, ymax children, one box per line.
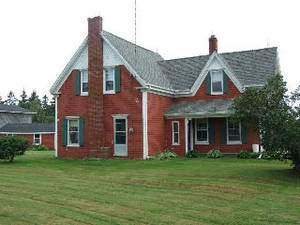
<box><xmin>50</xmin><ymin>37</ymin><xmax>88</xmax><ymax>94</ymax></box>
<box><xmin>189</xmin><ymin>52</ymin><xmax>244</xmax><ymax>95</ymax></box>
<box><xmin>101</xmin><ymin>33</ymin><xmax>146</xmax><ymax>87</ymax></box>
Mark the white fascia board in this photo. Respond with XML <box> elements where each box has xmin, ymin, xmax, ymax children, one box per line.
<box><xmin>0</xmin><ymin>111</ymin><xmax>36</xmax><ymax>115</ymax></box>
<box><xmin>189</xmin><ymin>52</ymin><xmax>244</xmax><ymax>95</ymax></box>
<box><xmin>50</xmin><ymin>37</ymin><xmax>88</xmax><ymax>95</ymax></box>
<box><xmin>165</xmin><ymin>112</ymin><xmax>232</xmax><ymax>119</ymax></box>
<box><xmin>101</xmin><ymin>33</ymin><xmax>147</xmax><ymax>87</ymax></box>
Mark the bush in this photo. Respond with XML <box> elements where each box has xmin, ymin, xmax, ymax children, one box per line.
<box><xmin>207</xmin><ymin>149</ymin><xmax>223</xmax><ymax>158</ymax></box>
<box><xmin>261</xmin><ymin>150</ymin><xmax>290</xmax><ymax>160</ymax></box>
<box><xmin>154</xmin><ymin>150</ymin><xmax>177</xmax><ymax>160</ymax></box>
<box><xmin>250</xmin><ymin>152</ymin><xmax>261</xmax><ymax>159</ymax></box>
<box><xmin>237</xmin><ymin>150</ymin><xmax>250</xmax><ymax>159</ymax></box>
<box><xmin>27</xmin><ymin>145</ymin><xmax>54</xmax><ymax>151</ymax></box>
<box><xmin>186</xmin><ymin>150</ymin><xmax>200</xmax><ymax>158</ymax></box>
<box><xmin>0</xmin><ymin>136</ymin><xmax>29</xmax><ymax>162</ymax></box>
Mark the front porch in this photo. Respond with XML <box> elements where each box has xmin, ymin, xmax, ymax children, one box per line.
<box><xmin>164</xmin><ymin>99</ymin><xmax>259</xmax><ymax>156</ymax></box>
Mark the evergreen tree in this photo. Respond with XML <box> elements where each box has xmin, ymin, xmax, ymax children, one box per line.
<box><xmin>18</xmin><ymin>89</ymin><xmax>29</xmax><ymax>109</ymax></box>
<box><xmin>5</xmin><ymin>91</ymin><xmax>18</xmax><ymax>105</ymax></box>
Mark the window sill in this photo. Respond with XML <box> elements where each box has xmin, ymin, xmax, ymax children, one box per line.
<box><xmin>80</xmin><ymin>93</ymin><xmax>88</xmax><ymax>96</ymax></box>
<box><xmin>172</xmin><ymin>143</ymin><xmax>180</xmax><ymax>146</ymax></box>
<box><xmin>195</xmin><ymin>141</ymin><xmax>209</xmax><ymax>145</ymax></box>
<box><xmin>227</xmin><ymin>141</ymin><xmax>242</xmax><ymax>145</ymax></box>
<box><xmin>211</xmin><ymin>92</ymin><xmax>223</xmax><ymax>95</ymax></box>
<box><xmin>67</xmin><ymin>144</ymin><xmax>80</xmax><ymax>147</ymax></box>
<box><xmin>104</xmin><ymin>91</ymin><xmax>116</xmax><ymax>95</ymax></box>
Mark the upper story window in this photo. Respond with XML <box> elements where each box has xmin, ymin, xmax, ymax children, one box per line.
<box><xmin>33</xmin><ymin>134</ymin><xmax>41</xmax><ymax>145</ymax></box>
<box><xmin>104</xmin><ymin>68</ymin><xmax>115</xmax><ymax>94</ymax></box>
<box><xmin>195</xmin><ymin>119</ymin><xmax>208</xmax><ymax>144</ymax></box>
<box><xmin>211</xmin><ymin>70</ymin><xmax>223</xmax><ymax>94</ymax></box>
<box><xmin>81</xmin><ymin>70</ymin><xmax>88</xmax><ymax>95</ymax></box>
<box><xmin>227</xmin><ymin>119</ymin><xmax>241</xmax><ymax>144</ymax></box>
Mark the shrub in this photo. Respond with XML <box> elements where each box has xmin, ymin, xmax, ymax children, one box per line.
<box><xmin>261</xmin><ymin>150</ymin><xmax>290</xmax><ymax>160</ymax></box>
<box><xmin>154</xmin><ymin>150</ymin><xmax>177</xmax><ymax>160</ymax></box>
<box><xmin>237</xmin><ymin>150</ymin><xmax>250</xmax><ymax>159</ymax></box>
<box><xmin>207</xmin><ymin>149</ymin><xmax>223</xmax><ymax>158</ymax></box>
<box><xmin>0</xmin><ymin>136</ymin><xmax>29</xmax><ymax>162</ymax></box>
<box><xmin>27</xmin><ymin>145</ymin><xmax>54</xmax><ymax>151</ymax></box>
<box><xmin>186</xmin><ymin>150</ymin><xmax>200</xmax><ymax>158</ymax></box>
<box><xmin>250</xmin><ymin>152</ymin><xmax>261</xmax><ymax>159</ymax></box>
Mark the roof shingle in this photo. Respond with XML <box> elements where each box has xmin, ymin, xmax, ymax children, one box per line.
<box><xmin>0</xmin><ymin>123</ymin><xmax>55</xmax><ymax>133</ymax></box>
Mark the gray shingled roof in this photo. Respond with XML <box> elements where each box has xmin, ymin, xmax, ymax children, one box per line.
<box><xmin>165</xmin><ymin>99</ymin><xmax>234</xmax><ymax>117</ymax></box>
<box><xmin>0</xmin><ymin>123</ymin><xmax>55</xmax><ymax>133</ymax></box>
<box><xmin>157</xmin><ymin>48</ymin><xmax>278</xmax><ymax>91</ymax></box>
<box><xmin>0</xmin><ymin>104</ymin><xmax>34</xmax><ymax>114</ymax></box>
<box><xmin>102</xmin><ymin>31</ymin><xmax>173</xmax><ymax>89</ymax></box>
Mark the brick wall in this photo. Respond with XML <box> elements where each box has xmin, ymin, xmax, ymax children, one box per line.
<box><xmin>147</xmin><ymin>93</ymin><xmax>172</xmax><ymax>155</ymax></box>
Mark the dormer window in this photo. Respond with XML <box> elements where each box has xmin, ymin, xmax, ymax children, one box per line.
<box><xmin>211</xmin><ymin>70</ymin><xmax>223</xmax><ymax>94</ymax></box>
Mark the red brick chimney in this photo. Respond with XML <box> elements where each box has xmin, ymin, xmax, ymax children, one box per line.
<box><xmin>209</xmin><ymin>35</ymin><xmax>218</xmax><ymax>55</ymax></box>
<box><xmin>87</xmin><ymin>16</ymin><xmax>106</xmax><ymax>157</ymax></box>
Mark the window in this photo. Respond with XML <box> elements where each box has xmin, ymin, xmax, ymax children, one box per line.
<box><xmin>211</xmin><ymin>70</ymin><xmax>223</xmax><ymax>94</ymax></box>
<box><xmin>104</xmin><ymin>68</ymin><xmax>115</xmax><ymax>94</ymax></box>
<box><xmin>195</xmin><ymin>119</ymin><xmax>208</xmax><ymax>144</ymax></box>
<box><xmin>81</xmin><ymin>70</ymin><xmax>88</xmax><ymax>95</ymax></box>
<box><xmin>68</xmin><ymin>119</ymin><xmax>79</xmax><ymax>146</ymax></box>
<box><xmin>227</xmin><ymin>119</ymin><xmax>241</xmax><ymax>143</ymax></box>
<box><xmin>172</xmin><ymin>121</ymin><xmax>180</xmax><ymax>145</ymax></box>
<box><xmin>33</xmin><ymin>134</ymin><xmax>41</xmax><ymax>145</ymax></box>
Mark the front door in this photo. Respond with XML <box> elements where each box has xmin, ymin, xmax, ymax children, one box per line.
<box><xmin>114</xmin><ymin>117</ymin><xmax>128</xmax><ymax>156</ymax></box>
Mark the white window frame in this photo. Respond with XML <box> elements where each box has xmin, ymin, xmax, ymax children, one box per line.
<box><xmin>103</xmin><ymin>67</ymin><xmax>115</xmax><ymax>94</ymax></box>
<box><xmin>172</xmin><ymin>121</ymin><xmax>180</xmax><ymax>145</ymax></box>
<box><xmin>80</xmin><ymin>70</ymin><xmax>88</xmax><ymax>96</ymax></box>
<box><xmin>211</xmin><ymin>70</ymin><xmax>223</xmax><ymax>95</ymax></box>
<box><xmin>67</xmin><ymin>118</ymin><xmax>80</xmax><ymax>147</ymax></box>
<box><xmin>195</xmin><ymin>118</ymin><xmax>209</xmax><ymax>145</ymax></box>
<box><xmin>33</xmin><ymin>133</ymin><xmax>42</xmax><ymax>145</ymax></box>
<box><xmin>227</xmin><ymin>118</ymin><xmax>242</xmax><ymax>144</ymax></box>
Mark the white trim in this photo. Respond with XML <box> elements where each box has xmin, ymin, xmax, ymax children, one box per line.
<box><xmin>226</xmin><ymin>118</ymin><xmax>242</xmax><ymax>144</ymax></box>
<box><xmin>189</xmin><ymin>119</ymin><xmax>193</xmax><ymax>150</ymax></box>
<box><xmin>80</xmin><ymin>70</ymin><xmax>89</xmax><ymax>96</ymax></box>
<box><xmin>67</xmin><ymin>118</ymin><xmax>80</xmax><ymax>147</ymax></box>
<box><xmin>190</xmin><ymin>52</ymin><xmax>243</xmax><ymax>95</ymax></box>
<box><xmin>50</xmin><ymin>37</ymin><xmax>88</xmax><ymax>94</ymax></box>
<box><xmin>194</xmin><ymin>118</ymin><xmax>209</xmax><ymax>145</ymax></box>
<box><xmin>210</xmin><ymin>70</ymin><xmax>224</xmax><ymax>95</ymax></box>
<box><xmin>54</xmin><ymin>96</ymin><xmax>58</xmax><ymax>157</ymax></box>
<box><xmin>102</xmin><ymin>33</ymin><xmax>147</xmax><ymax>87</ymax></box>
<box><xmin>0</xmin><ymin>132</ymin><xmax>54</xmax><ymax>135</ymax></box>
<box><xmin>165</xmin><ymin>113</ymin><xmax>231</xmax><ymax>119</ymax></box>
<box><xmin>184</xmin><ymin>118</ymin><xmax>189</xmax><ymax>154</ymax></box>
<box><xmin>0</xmin><ymin>110</ymin><xmax>36</xmax><ymax>115</ymax></box>
<box><xmin>142</xmin><ymin>91</ymin><xmax>148</xmax><ymax>159</ymax></box>
<box><xmin>113</xmin><ymin>115</ymin><xmax>128</xmax><ymax>157</ymax></box>
<box><xmin>171</xmin><ymin>121</ymin><xmax>180</xmax><ymax>146</ymax></box>
<box><xmin>103</xmin><ymin>67</ymin><xmax>116</xmax><ymax>94</ymax></box>
<box><xmin>112</xmin><ymin>114</ymin><xmax>129</xmax><ymax>118</ymax></box>
<box><xmin>33</xmin><ymin>133</ymin><xmax>42</xmax><ymax>145</ymax></box>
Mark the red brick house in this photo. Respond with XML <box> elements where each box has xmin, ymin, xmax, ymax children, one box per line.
<box><xmin>50</xmin><ymin>16</ymin><xmax>279</xmax><ymax>159</ymax></box>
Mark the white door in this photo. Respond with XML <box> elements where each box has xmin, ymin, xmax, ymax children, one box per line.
<box><xmin>114</xmin><ymin>117</ymin><xmax>128</xmax><ymax>156</ymax></box>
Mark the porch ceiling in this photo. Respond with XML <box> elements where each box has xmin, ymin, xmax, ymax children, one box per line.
<box><xmin>164</xmin><ymin>99</ymin><xmax>234</xmax><ymax>118</ymax></box>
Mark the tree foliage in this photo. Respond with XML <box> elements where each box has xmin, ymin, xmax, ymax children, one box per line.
<box><xmin>231</xmin><ymin>74</ymin><xmax>300</xmax><ymax>171</ymax></box>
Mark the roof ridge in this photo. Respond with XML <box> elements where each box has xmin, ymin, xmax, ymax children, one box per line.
<box><xmin>220</xmin><ymin>47</ymin><xmax>277</xmax><ymax>55</ymax></box>
<box><xmin>102</xmin><ymin>30</ymin><xmax>162</xmax><ymax>58</ymax></box>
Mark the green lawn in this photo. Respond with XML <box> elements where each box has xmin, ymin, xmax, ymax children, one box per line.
<box><xmin>0</xmin><ymin>152</ymin><xmax>299</xmax><ymax>225</ymax></box>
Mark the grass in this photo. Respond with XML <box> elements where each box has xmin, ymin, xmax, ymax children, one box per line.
<box><xmin>0</xmin><ymin>152</ymin><xmax>299</xmax><ymax>225</ymax></box>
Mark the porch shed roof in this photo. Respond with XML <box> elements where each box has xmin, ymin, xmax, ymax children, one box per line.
<box><xmin>164</xmin><ymin>99</ymin><xmax>234</xmax><ymax>118</ymax></box>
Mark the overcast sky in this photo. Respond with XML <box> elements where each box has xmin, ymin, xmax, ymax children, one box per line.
<box><xmin>0</xmin><ymin>0</ymin><xmax>299</xmax><ymax>99</ymax></box>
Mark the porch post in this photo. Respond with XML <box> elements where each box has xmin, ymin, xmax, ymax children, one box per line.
<box><xmin>185</xmin><ymin>118</ymin><xmax>189</xmax><ymax>154</ymax></box>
